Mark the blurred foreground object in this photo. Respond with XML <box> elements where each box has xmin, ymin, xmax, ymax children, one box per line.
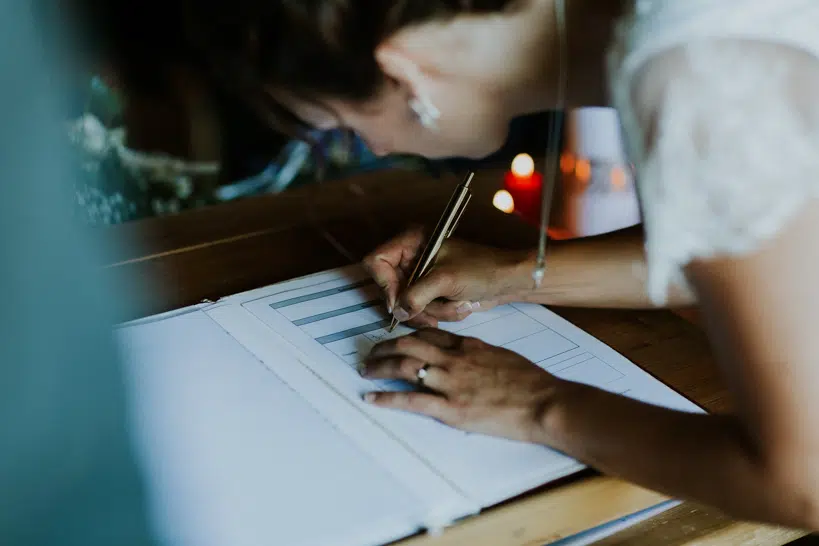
<box><xmin>0</xmin><ymin>5</ymin><xmax>156</xmax><ymax>546</ymax></box>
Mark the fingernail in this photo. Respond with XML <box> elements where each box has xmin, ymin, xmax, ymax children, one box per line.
<box><xmin>456</xmin><ymin>301</ymin><xmax>474</xmax><ymax>315</ymax></box>
<box><xmin>364</xmin><ymin>393</ymin><xmax>377</xmax><ymax>403</ymax></box>
<box><xmin>357</xmin><ymin>362</ymin><xmax>367</xmax><ymax>376</ymax></box>
<box><xmin>393</xmin><ymin>307</ymin><xmax>410</xmax><ymax>322</ymax></box>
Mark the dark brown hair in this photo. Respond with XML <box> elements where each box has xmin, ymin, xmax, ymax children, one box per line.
<box><xmin>76</xmin><ymin>0</ymin><xmax>513</xmax><ymax>135</ymax></box>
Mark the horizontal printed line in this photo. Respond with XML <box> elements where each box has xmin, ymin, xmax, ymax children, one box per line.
<box><xmin>315</xmin><ymin>320</ymin><xmax>390</xmax><ymax>344</ymax></box>
<box><xmin>292</xmin><ymin>300</ymin><xmax>380</xmax><ymax>326</ymax></box>
<box><xmin>270</xmin><ymin>280</ymin><xmax>372</xmax><ymax>309</ymax></box>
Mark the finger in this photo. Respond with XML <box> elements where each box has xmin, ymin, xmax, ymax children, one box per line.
<box><xmin>367</xmin><ymin>334</ymin><xmax>449</xmax><ymax>366</ymax></box>
<box><xmin>363</xmin><ymin>228</ymin><xmax>425</xmax><ymax>310</ymax></box>
<box><xmin>361</xmin><ymin>358</ymin><xmax>452</xmax><ymax>391</ymax></box>
<box><xmin>413</xmin><ymin>328</ymin><xmax>463</xmax><ymax>350</ymax></box>
<box><xmin>360</xmin><ymin>356</ymin><xmax>424</xmax><ymax>381</ymax></box>
<box><xmin>363</xmin><ymin>228</ymin><xmax>425</xmax><ymax>269</ymax></box>
<box><xmin>397</xmin><ymin>226</ymin><xmax>426</xmax><ymax>271</ymax></box>
<box><xmin>423</xmin><ymin>300</ymin><xmax>480</xmax><ymax>322</ymax></box>
<box><xmin>406</xmin><ymin>311</ymin><xmax>438</xmax><ymax>329</ymax></box>
<box><xmin>364</xmin><ymin>391</ymin><xmax>457</xmax><ymax>424</ymax></box>
<box><xmin>395</xmin><ymin>270</ymin><xmax>459</xmax><ymax>321</ymax></box>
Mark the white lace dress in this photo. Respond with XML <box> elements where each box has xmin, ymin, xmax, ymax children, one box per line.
<box><xmin>607</xmin><ymin>0</ymin><xmax>819</xmax><ymax>304</ymax></box>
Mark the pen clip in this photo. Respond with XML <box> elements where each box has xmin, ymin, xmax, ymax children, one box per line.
<box><xmin>445</xmin><ymin>193</ymin><xmax>471</xmax><ymax>239</ymax></box>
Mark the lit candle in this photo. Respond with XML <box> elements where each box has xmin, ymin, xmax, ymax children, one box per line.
<box><xmin>503</xmin><ymin>153</ymin><xmax>543</xmax><ymax>225</ymax></box>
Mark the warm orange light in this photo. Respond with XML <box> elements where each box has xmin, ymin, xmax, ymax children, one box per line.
<box><xmin>511</xmin><ymin>153</ymin><xmax>535</xmax><ymax>178</ymax></box>
<box><xmin>611</xmin><ymin>167</ymin><xmax>627</xmax><ymax>190</ymax></box>
<box><xmin>560</xmin><ymin>153</ymin><xmax>575</xmax><ymax>175</ymax></box>
<box><xmin>492</xmin><ymin>190</ymin><xmax>515</xmax><ymax>214</ymax></box>
<box><xmin>575</xmin><ymin>159</ymin><xmax>591</xmax><ymax>182</ymax></box>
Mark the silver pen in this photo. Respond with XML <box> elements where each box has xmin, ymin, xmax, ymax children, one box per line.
<box><xmin>388</xmin><ymin>171</ymin><xmax>474</xmax><ymax>332</ymax></box>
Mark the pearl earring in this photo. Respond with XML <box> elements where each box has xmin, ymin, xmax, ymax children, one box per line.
<box><xmin>409</xmin><ymin>95</ymin><xmax>440</xmax><ymax>131</ymax></box>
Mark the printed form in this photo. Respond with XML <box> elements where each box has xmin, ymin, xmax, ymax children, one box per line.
<box><xmin>236</xmin><ymin>267</ymin><xmax>701</xmax><ymax>507</ymax></box>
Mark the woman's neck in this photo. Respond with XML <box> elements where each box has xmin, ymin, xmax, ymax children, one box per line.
<box><xmin>502</xmin><ymin>0</ymin><xmax>630</xmax><ymax>115</ymax></box>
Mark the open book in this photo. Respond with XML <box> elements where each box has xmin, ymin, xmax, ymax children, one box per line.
<box><xmin>117</xmin><ymin>266</ymin><xmax>701</xmax><ymax>546</ymax></box>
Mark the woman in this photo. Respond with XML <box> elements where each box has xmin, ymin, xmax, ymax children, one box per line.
<box><xmin>94</xmin><ymin>0</ymin><xmax>819</xmax><ymax>529</ymax></box>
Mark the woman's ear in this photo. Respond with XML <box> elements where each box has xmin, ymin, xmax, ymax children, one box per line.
<box><xmin>374</xmin><ymin>44</ymin><xmax>422</xmax><ymax>91</ymax></box>
<box><xmin>375</xmin><ymin>16</ymin><xmax>458</xmax><ymax>83</ymax></box>
<box><xmin>377</xmin><ymin>13</ymin><xmax>515</xmax><ymax>84</ymax></box>
<box><xmin>374</xmin><ymin>42</ymin><xmax>430</xmax><ymax>103</ymax></box>
<box><xmin>376</xmin><ymin>44</ymin><xmax>441</xmax><ymax>130</ymax></box>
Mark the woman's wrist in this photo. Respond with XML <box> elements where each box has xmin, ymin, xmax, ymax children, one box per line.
<box><xmin>526</xmin><ymin>377</ymin><xmax>572</xmax><ymax>446</ymax></box>
<box><xmin>493</xmin><ymin>248</ymin><xmax>539</xmax><ymax>304</ymax></box>
<box><xmin>497</xmin><ymin>246</ymin><xmax>556</xmax><ymax>305</ymax></box>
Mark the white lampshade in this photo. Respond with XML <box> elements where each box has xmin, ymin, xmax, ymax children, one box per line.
<box><xmin>564</xmin><ymin>107</ymin><xmax>627</xmax><ymax>164</ymax></box>
<box><xmin>552</xmin><ymin>107</ymin><xmax>641</xmax><ymax>239</ymax></box>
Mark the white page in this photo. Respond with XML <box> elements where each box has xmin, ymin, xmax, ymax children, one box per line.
<box><xmin>117</xmin><ymin>310</ymin><xmax>426</xmax><ymax>546</ymax></box>
<box><xmin>206</xmin><ymin>303</ymin><xmax>478</xmax><ymax>528</ymax></box>
<box><xmin>238</xmin><ymin>268</ymin><xmax>702</xmax><ymax>508</ymax></box>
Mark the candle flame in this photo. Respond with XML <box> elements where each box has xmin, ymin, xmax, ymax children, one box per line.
<box><xmin>611</xmin><ymin>167</ymin><xmax>627</xmax><ymax>190</ymax></box>
<box><xmin>511</xmin><ymin>153</ymin><xmax>535</xmax><ymax>178</ymax></box>
<box><xmin>492</xmin><ymin>190</ymin><xmax>515</xmax><ymax>214</ymax></box>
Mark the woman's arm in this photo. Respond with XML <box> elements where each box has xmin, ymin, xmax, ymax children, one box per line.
<box><xmin>369</xmin><ymin>200</ymin><xmax>819</xmax><ymax>528</ymax></box>
<box><xmin>365</xmin><ymin>204</ymin><xmax>819</xmax><ymax>526</ymax></box>
<box><xmin>536</xmin><ymin>40</ymin><xmax>819</xmax><ymax>528</ymax></box>
<box><xmin>534</xmin><ymin>199</ymin><xmax>819</xmax><ymax>529</ymax></box>
<box><xmin>364</xmin><ymin>226</ymin><xmax>694</xmax><ymax>329</ymax></box>
<box><xmin>509</xmin><ymin>227</ymin><xmax>696</xmax><ymax>309</ymax></box>
<box><xmin>366</xmin><ymin>203</ymin><xmax>819</xmax><ymax>528</ymax></box>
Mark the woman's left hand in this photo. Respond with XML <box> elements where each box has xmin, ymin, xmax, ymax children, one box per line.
<box><xmin>360</xmin><ymin>328</ymin><xmax>560</xmax><ymax>443</ymax></box>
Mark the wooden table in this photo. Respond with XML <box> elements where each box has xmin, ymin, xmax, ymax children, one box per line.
<box><xmin>104</xmin><ymin>168</ymin><xmax>808</xmax><ymax>545</ymax></box>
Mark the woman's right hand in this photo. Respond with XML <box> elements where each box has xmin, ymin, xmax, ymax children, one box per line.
<box><xmin>362</xmin><ymin>227</ymin><xmax>534</xmax><ymax>328</ymax></box>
